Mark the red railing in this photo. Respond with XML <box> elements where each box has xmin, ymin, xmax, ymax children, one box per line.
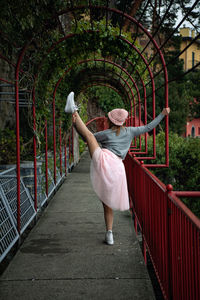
<box><xmin>124</xmin><ymin>154</ymin><xmax>200</xmax><ymax>300</ymax></box>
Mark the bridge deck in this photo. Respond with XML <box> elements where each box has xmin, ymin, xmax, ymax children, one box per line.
<box><xmin>0</xmin><ymin>151</ymin><xmax>155</xmax><ymax>300</ymax></box>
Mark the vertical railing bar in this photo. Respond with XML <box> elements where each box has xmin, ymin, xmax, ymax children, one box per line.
<box><xmin>72</xmin><ymin>126</ymin><xmax>74</xmax><ymax>164</ymax></box>
<box><xmin>53</xmin><ymin>95</ymin><xmax>56</xmax><ymax>184</ymax></box>
<box><xmin>45</xmin><ymin>119</ymin><xmax>48</xmax><ymax>197</ymax></box>
<box><xmin>15</xmin><ymin>45</ymin><xmax>28</xmax><ymax>233</ymax></box>
<box><xmin>65</xmin><ymin>134</ymin><xmax>67</xmax><ymax>176</ymax></box>
<box><xmin>69</xmin><ymin>131</ymin><xmax>71</xmax><ymax>167</ymax></box>
<box><xmin>59</xmin><ymin>120</ymin><xmax>62</xmax><ymax>177</ymax></box>
<box><xmin>32</xmin><ymin>87</ymin><xmax>37</xmax><ymax>211</ymax></box>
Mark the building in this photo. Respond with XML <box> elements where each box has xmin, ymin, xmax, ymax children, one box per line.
<box><xmin>179</xmin><ymin>28</ymin><xmax>200</xmax><ymax>137</ymax></box>
<box><xmin>179</xmin><ymin>27</ymin><xmax>200</xmax><ymax>71</ymax></box>
<box><xmin>185</xmin><ymin>118</ymin><xmax>200</xmax><ymax>138</ymax></box>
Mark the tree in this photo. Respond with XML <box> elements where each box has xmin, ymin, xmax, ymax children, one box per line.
<box><xmin>140</xmin><ymin>132</ymin><xmax>200</xmax><ymax>217</ymax></box>
<box><xmin>185</xmin><ymin>70</ymin><xmax>200</xmax><ymax>119</ymax></box>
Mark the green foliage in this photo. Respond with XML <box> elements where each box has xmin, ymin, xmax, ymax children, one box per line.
<box><xmin>146</xmin><ymin>37</ymin><xmax>189</xmax><ymax>135</ymax></box>
<box><xmin>0</xmin><ymin>129</ymin><xmax>23</xmax><ymax>164</ymax></box>
<box><xmin>140</xmin><ymin>132</ymin><xmax>200</xmax><ymax>217</ymax></box>
<box><xmin>185</xmin><ymin>70</ymin><xmax>200</xmax><ymax>119</ymax></box>
<box><xmin>86</xmin><ymin>86</ymin><xmax>126</xmax><ymax>113</ymax></box>
<box><xmin>0</xmin><ymin>1</ymin><xmax>147</xmax><ymax>157</ymax></box>
<box><xmin>79</xmin><ymin>138</ymin><xmax>86</xmax><ymax>155</ymax></box>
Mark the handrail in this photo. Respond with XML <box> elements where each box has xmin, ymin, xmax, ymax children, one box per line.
<box><xmin>124</xmin><ymin>154</ymin><xmax>200</xmax><ymax>299</ymax></box>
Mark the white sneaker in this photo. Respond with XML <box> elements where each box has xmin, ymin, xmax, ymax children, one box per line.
<box><xmin>105</xmin><ymin>230</ymin><xmax>114</xmax><ymax>245</ymax></box>
<box><xmin>64</xmin><ymin>91</ymin><xmax>78</xmax><ymax>113</ymax></box>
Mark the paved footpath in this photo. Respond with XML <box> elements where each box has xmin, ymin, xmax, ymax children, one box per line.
<box><xmin>0</xmin><ymin>151</ymin><xmax>155</xmax><ymax>300</ymax></box>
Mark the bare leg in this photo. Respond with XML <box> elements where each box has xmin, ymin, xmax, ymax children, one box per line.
<box><xmin>102</xmin><ymin>203</ymin><xmax>113</xmax><ymax>231</ymax></box>
<box><xmin>72</xmin><ymin>112</ymin><xmax>99</xmax><ymax>158</ymax></box>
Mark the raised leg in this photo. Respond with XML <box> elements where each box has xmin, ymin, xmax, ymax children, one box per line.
<box><xmin>72</xmin><ymin>112</ymin><xmax>99</xmax><ymax>158</ymax></box>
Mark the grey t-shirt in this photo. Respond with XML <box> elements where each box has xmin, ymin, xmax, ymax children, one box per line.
<box><xmin>94</xmin><ymin>113</ymin><xmax>165</xmax><ymax>160</ymax></box>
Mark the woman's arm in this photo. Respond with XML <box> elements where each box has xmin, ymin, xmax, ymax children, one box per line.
<box><xmin>130</xmin><ymin>108</ymin><xmax>170</xmax><ymax>137</ymax></box>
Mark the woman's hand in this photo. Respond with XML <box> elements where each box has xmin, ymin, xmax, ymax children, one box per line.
<box><xmin>162</xmin><ymin>107</ymin><xmax>170</xmax><ymax>115</ymax></box>
<box><xmin>72</xmin><ymin>112</ymin><xmax>77</xmax><ymax>123</ymax></box>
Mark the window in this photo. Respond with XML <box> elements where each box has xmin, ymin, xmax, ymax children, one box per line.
<box><xmin>191</xmin><ymin>126</ymin><xmax>195</xmax><ymax>137</ymax></box>
<box><xmin>192</xmin><ymin>52</ymin><xmax>195</xmax><ymax>67</ymax></box>
<box><xmin>198</xmin><ymin>127</ymin><xmax>200</xmax><ymax>135</ymax></box>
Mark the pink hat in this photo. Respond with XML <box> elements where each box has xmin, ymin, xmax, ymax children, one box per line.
<box><xmin>108</xmin><ymin>108</ymin><xmax>128</xmax><ymax>126</ymax></box>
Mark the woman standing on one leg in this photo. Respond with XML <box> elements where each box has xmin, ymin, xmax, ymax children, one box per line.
<box><xmin>65</xmin><ymin>91</ymin><xmax>170</xmax><ymax>245</ymax></box>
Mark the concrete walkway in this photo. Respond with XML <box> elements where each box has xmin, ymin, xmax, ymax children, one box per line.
<box><xmin>0</xmin><ymin>151</ymin><xmax>155</xmax><ymax>300</ymax></box>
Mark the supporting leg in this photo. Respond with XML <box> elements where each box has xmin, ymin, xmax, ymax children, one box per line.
<box><xmin>72</xmin><ymin>112</ymin><xmax>99</xmax><ymax>158</ymax></box>
<box><xmin>102</xmin><ymin>202</ymin><xmax>113</xmax><ymax>231</ymax></box>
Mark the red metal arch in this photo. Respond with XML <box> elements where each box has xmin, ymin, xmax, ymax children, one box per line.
<box><xmin>69</xmin><ymin>59</ymin><xmax>146</xmax><ymax>151</ymax></box>
<box><xmin>51</xmin><ymin>58</ymin><xmax>139</xmax><ymax>183</ymax></box>
<box><xmin>1</xmin><ymin>4</ymin><xmax>170</xmax><ymax>233</ymax></box>
<box><xmin>69</xmin><ymin>65</ymin><xmax>131</xmax><ymax>105</ymax></box>
<box><xmin>58</xmin><ymin>5</ymin><xmax>168</xmax><ymax>99</ymax></box>
<box><xmin>29</xmin><ymin>31</ymin><xmax>161</xmax><ymax>159</ymax></box>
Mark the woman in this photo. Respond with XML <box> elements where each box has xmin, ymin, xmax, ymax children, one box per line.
<box><xmin>65</xmin><ymin>91</ymin><xmax>170</xmax><ymax>245</ymax></box>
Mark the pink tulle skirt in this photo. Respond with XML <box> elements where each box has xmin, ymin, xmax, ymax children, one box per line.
<box><xmin>90</xmin><ymin>147</ymin><xmax>129</xmax><ymax>211</ymax></box>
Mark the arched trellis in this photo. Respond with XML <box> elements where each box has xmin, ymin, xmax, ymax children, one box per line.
<box><xmin>67</xmin><ymin>60</ymin><xmax>149</xmax><ymax>152</ymax></box>
<box><xmin>2</xmin><ymin>1</ymin><xmax>200</xmax><ymax>235</ymax></box>
<box><xmin>1</xmin><ymin>5</ymin><xmax>171</xmax><ymax>232</ymax></box>
<box><xmin>51</xmin><ymin>58</ymin><xmax>137</xmax><ymax>183</ymax></box>
<box><xmin>2</xmin><ymin>5</ymin><xmax>172</xmax><ymax>209</ymax></box>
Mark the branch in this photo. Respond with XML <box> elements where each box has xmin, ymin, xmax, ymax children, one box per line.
<box><xmin>123</xmin><ymin>0</ymin><xmax>146</xmax><ymax>32</ymax></box>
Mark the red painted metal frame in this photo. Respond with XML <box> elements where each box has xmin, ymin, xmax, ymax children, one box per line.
<box><xmin>86</xmin><ymin>116</ymin><xmax>108</xmax><ymax>131</ymax></box>
<box><xmin>174</xmin><ymin>191</ymin><xmax>200</xmax><ymax>197</ymax></box>
<box><xmin>51</xmin><ymin>57</ymin><xmax>145</xmax><ymax>152</ymax></box>
<box><xmin>65</xmin><ymin>135</ymin><xmax>67</xmax><ymax>176</ymax></box>
<box><xmin>59</xmin><ymin>120</ymin><xmax>62</xmax><ymax>177</ymax></box>
<box><xmin>15</xmin><ymin>45</ymin><xmax>29</xmax><ymax>232</ymax></box>
<box><xmin>80</xmin><ymin>67</ymin><xmax>141</xmax><ymax>149</ymax></box>
<box><xmin>0</xmin><ymin>3</ymin><xmax>170</xmax><ymax>234</ymax></box>
<box><xmin>52</xmin><ymin>88</ymin><xmax>57</xmax><ymax>184</ymax></box>
<box><xmin>36</xmin><ymin>26</ymin><xmax>167</xmax><ymax>163</ymax></box>
<box><xmin>132</xmin><ymin>70</ymin><xmax>148</xmax><ymax>154</ymax></box>
<box><xmin>45</xmin><ymin>119</ymin><xmax>48</xmax><ymax>197</ymax></box>
<box><xmin>71</xmin><ymin>66</ymin><xmax>130</xmax><ymax>104</ymax></box>
<box><xmin>68</xmin><ymin>131</ymin><xmax>71</xmax><ymax>164</ymax></box>
<box><xmin>50</xmin><ymin>57</ymin><xmax>140</xmax><ymax>177</ymax></box>
<box><xmin>27</xmin><ymin>25</ymin><xmax>167</xmax><ymax>170</ymax></box>
<box><xmin>123</xmin><ymin>43</ymin><xmax>157</xmax><ymax>159</ymax></box>
<box><xmin>0</xmin><ymin>78</ymin><xmax>14</xmax><ymax>85</ymax></box>
<box><xmin>76</xmin><ymin>67</ymin><xmax>132</xmax><ymax>106</ymax></box>
<box><xmin>51</xmin><ymin>54</ymin><xmax>164</xmax><ymax>162</ymax></box>
<box><xmin>80</xmin><ymin>82</ymin><xmax>127</xmax><ymax>102</ymax></box>
<box><xmin>124</xmin><ymin>154</ymin><xmax>200</xmax><ymax>300</ymax></box>
<box><xmin>32</xmin><ymin>87</ymin><xmax>37</xmax><ymax>211</ymax></box>
<box><xmin>58</xmin><ymin>5</ymin><xmax>169</xmax><ymax>103</ymax></box>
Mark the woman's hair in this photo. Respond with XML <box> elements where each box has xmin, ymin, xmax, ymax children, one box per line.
<box><xmin>108</xmin><ymin>119</ymin><xmax>122</xmax><ymax>136</ymax></box>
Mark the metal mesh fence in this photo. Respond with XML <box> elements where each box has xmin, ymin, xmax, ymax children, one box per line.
<box><xmin>0</xmin><ymin>189</ymin><xmax>19</xmax><ymax>262</ymax></box>
<box><xmin>0</xmin><ymin>169</ymin><xmax>36</xmax><ymax>234</ymax></box>
<box><xmin>0</xmin><ymin>149</ymin><xmax>70</xmax><ymax>262</ymax></box>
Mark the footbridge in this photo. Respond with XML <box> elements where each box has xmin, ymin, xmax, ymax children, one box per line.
<box><xmin>0</xmin><ymin>1</ymin><xmax>200</xmax><ymax>299</ymax></box>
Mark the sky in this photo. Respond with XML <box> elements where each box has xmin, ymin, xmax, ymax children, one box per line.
<box><xmin>175</xmin><ymin>0</ymin><xmax>199</xmax><ymax>30</ymax></box>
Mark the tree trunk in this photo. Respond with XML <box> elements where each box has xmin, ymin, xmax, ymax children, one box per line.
<box><xmin>123</xmin><ymin>0</ymin><xmax>145</xmax><ymax>32</ymax></box>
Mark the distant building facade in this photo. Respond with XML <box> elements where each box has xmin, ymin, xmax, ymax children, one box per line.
<box><xmin>179</xmin><ymin>27</ymin><xmax>200</xmax><ymax>71</ymax></box>
<box><xmin>185</xmin><ymin>118</ymin><xmax>200</xmax><ymax>138</ymax></box>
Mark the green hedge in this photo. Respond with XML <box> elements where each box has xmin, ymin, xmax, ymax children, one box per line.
<box><xmin>141</xmin><ymin>132</ymin><xmax>200</xmax><ymax>217</ymax></box>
